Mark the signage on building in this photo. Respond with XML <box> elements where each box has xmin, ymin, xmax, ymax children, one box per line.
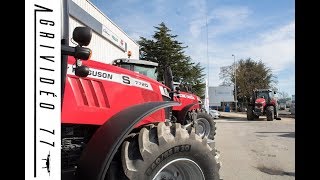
<box><xmin>102</xmin><ymin>25</ymin><xmax>127</xmax><ymax>51</ymax></box>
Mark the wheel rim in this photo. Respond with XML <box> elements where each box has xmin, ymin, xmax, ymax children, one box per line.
<box><xmin>195</xmin><ymin>118</ymin><xmax>211</xmax><ymax>138</ymax></box>
<box><xmin>152</xmin><ymin>158</ymin><xmax>205</xmax><ymax>180</ymax></box>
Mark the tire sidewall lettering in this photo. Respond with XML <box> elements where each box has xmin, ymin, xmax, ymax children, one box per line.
<box><xmin>145</xmin><ymin>144</ymin><xmax>191</xmax><ymax>176</ymax></box>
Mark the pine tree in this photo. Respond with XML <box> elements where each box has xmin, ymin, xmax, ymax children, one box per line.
<box><xmin>138</xmin><ymin>22</ymin><xmax>206</xmax><ymax>97</ymax></box>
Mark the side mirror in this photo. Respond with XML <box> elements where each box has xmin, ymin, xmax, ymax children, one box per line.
<box><xmin>75</xmin><ymin>46</ymin><xmax>92</xmax><ymax>60</ymax></box>
<box><xmin>75</xmin><ymin>65</ymin><xmax>90</xmax><ymax>77</ymax></box>
<box><xmin>184</xmin><ymin>85</ymin><xmax>188</xmax><ymax>92</ymax></box>
<box><xmin>73</xmin><ymin>27</ymin><xmax>92</xmax><ymax>46</ymax></box>
<box><xmin>164</xmin><ymin>66</ymin><xmax>174</xmax><ymax>90</ymax></box>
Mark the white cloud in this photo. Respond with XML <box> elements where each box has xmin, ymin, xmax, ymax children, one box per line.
<box><xmin>236</xmin><ymin>21</ymin><xmax>295</xmax><ymax>72</ymax></box>
<box><xmin>260</xmin><ymin>21</ymin><xmax>295</xmax><ymax>42</ymax></box>
<box><xmin>208</xmin><ymin>6</ymin><xmax>251</xmax><ymax>37</ymax></box>
<box><xmin>213</xmin><ymin>6</ymin><xmax>250</xmax><ymax>21</ymax></box>
<box><xmin>188</xmin><ymin>0</ymin><xmax>209</xmax><ymax>38</ymax></box>
<box><xmin>184</xmin><ymin>20</ymin><xmax>295</xmax><ymax>88</ymax></box>
<box><xmin>277</xmin><ymin>75</ymin><xmax>295</xmax><ymax>96</ymax></box>
<box><xmin>188</xmin><ymin>4</ymin><xmax>251</xmax><ymax>38</ymax></box>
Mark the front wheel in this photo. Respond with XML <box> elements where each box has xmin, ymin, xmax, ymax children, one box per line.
<box><xmin>247</xmin><ymin>106</ymin><xmax>254</xmax><ymax>120</ymax></box>
<box><xmin>121</xmin><ymin>122</ymin><xmax>220</xmax><ymax>180</ymax></box>
<box><xmin>266</xmin><ymin>106</ymin><xmax>274</xmax><ymax>121</ymax></box>
<box><xmin>194</xmin><ymin>112</ymin><xmax>216</xmax><ymax>140</ymax></box>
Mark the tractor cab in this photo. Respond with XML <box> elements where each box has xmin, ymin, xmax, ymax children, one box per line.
<box><xmin>112</xmin><ymin>58</ymin><xmax>158</xmax><ymax>80</ymax></box>
<box><xmin>255</xmin><ymin>91</ymin><xmax>269</xmax><ymax>105</ymax></box>
<box><xmin>253</xmin><ymin>89</ymin><xmax>274</xmax><ymax>103</ymax></box>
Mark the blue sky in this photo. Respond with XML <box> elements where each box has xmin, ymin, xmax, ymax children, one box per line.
<box><xmin>90</xmin><ymin>0</ymin><xmax>295</xmax><ymax>97</ymax></box>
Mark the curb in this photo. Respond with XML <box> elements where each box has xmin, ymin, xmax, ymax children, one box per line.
<box><xmin>219</xmin><ymin>112</ymin><xmax>295</xmax><ymax>119</ymax></box>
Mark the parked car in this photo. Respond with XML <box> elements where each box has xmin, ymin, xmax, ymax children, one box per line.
<box><xmin>279</xmin><ymin>102</ymin><xmax>286</xmax><ymax>110</ymax></box>
<box><xmin>209</xmin><ymin>109</ymin><xmax>221</xmax><ymax>119</ymax></box>
<box><xmin>290</xmin><ymin>101</ymin><xmax>295</xmax><ymax>115</ymax></box>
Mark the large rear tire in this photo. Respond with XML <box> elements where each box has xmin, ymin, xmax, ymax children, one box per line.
<box><xmin>266</xmin><ymin>106</ymin><xmax>274</xmax><ymax>121</ymax></box>
<box><xmin>194</xmin><ymin>112</ymin><xmax>216</xmax><ymax>140</ymax></box>
<box><xmin>121</xmin><ymin>122</ymin><xmax>220</xmax><ymax>180</ymax></box>
<box><xmin>247</xmin><ymin>106</ymin><xmax>254</xmax><ymax>120</ymax></box>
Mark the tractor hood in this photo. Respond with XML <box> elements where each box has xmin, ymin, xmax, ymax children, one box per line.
<box><xmin>255</xmin><ymin>98</ymin><xmax>266</xmax><ymax>105</ymax></box>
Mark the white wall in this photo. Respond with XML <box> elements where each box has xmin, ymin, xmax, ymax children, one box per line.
<box><xmin>209</xmin><ymin>86</ymin><xmax>235</xmax><ymax>106</ymax></box>
<box><xmin>69</xmin><ymin>0</ymin><xmax>139</xmax><ymax>63</ymax></box>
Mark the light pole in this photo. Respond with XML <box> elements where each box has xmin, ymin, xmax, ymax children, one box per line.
<box><xmin>232</xmin><ymin>54</ymin><xmax>237</xmax><ymax>112</ymax></box>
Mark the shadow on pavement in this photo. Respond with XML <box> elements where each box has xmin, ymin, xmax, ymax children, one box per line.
<box><xmin>219</xmin><ymin>115</ymin><xmax>268</xmax><ymax>122</ymax></box>
<box><xmin>255</xmin><ymin>132</ymin><xmax>295</xmax><ymax>138</ymax></box>
<box><xmin>256</xmin><ymin>165</ymin><xmax>295</xmax><ymax>177</ymax></box>
<box><xmin>279</xmin><ymin>114</ymin><xmax>295</xmax><ymax>118</ymax></box>
<box><xmin>219</xmin><ymin>116</ymin><xmax>248</xmax><ymax>121</ymax></box>
<box><xmin>278</xmin><ymin>132</ymin><xmax>295</xmax><ymax>138</ymax></box>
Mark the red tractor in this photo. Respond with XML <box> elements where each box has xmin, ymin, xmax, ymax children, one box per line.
<box><xmin>112</xmin><ymin>58</ymin><xmax>216</xmax><ymax>140</ymax></box>
<box><xmin>171</xmin><ymin>82</ymin><xmax>216</xmax><ymax>140</ymax></box>
<box><xmin>247</xmin><ymin>89</ymin><xmax>281</xmax><ymax>121</ymax></box>
<box><xmin>60</xmin><ymin>1</ymin><xmax>220</xmax><ymax>179</ymax></box>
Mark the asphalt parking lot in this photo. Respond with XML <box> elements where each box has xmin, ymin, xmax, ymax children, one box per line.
<box><xmin>215</xmin><ymin>112</ymin><xmax>295</xmax><ymax>180</ymax></box>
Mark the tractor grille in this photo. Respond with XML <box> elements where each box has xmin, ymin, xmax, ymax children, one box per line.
<box><xmin>61</xmin><ymin>137</ymin><xmax>84</xmax><ymax>170</ymax></box>
<box><xmin>61</xmin><ymin>125</ymin><xmax>98</xmax><ymax>171</ymax></box>
<box><xmin>254</xmin><ymin>108</ymin><xmax>262</xmax><ymax>113</ymax></box>
<box><xmin>68</xmin><ymin>77</ymin><xmax>110</xmax><ymax>108</ymax></box>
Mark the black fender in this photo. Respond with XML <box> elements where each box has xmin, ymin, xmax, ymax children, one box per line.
<box><xmin>176</xmin><ymin>103</ymin><xmax>197</xmax><ymax>124</ymax></box>
<box><xmin>76</xmin><ymin>101</ymin><xmax>180</xmax><ymax>180</ymax></box>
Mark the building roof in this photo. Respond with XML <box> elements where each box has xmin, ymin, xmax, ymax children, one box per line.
<box><xmin>112</xmin><ymin>58</ymin><xmax>158</xmax><ymax>67</ymax></box>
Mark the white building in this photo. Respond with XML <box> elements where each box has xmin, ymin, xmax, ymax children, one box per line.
<box><xmin>69</xmin><ymin>0</ymin><xmax>140</xmax><ymax>63</ymax></box>
<box><xmin>209</xmin><ymin>86</ymin><xmax>234</xmax><ymax>107</ymax></box>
